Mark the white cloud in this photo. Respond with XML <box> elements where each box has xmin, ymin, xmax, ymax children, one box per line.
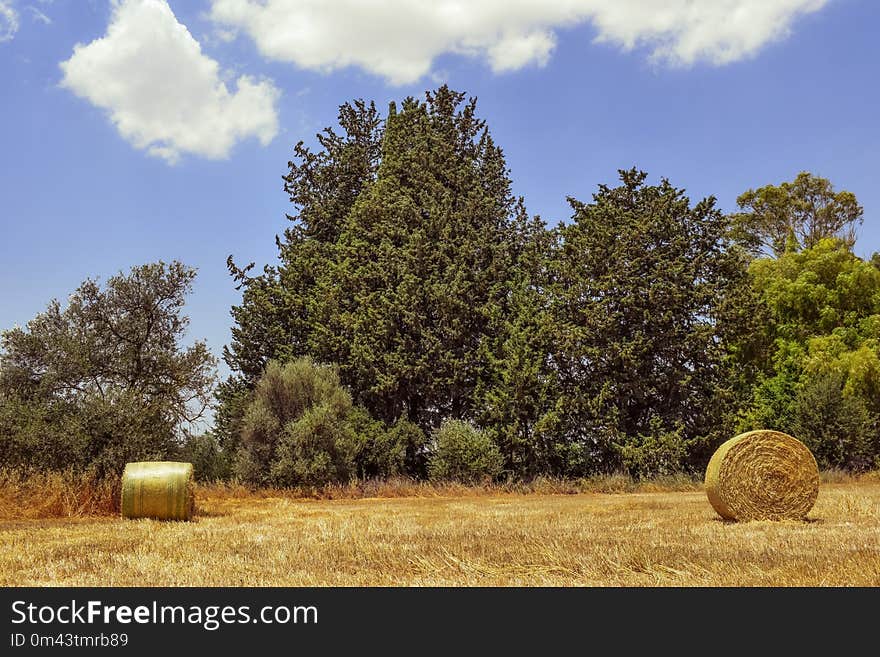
<box><xmin>0</xmin><ymin>1</ymin><xmax>19</xmax><ymax>42</ymax></box>
<box><xmin>209</xmin><ymin>0</ymin><xmax>830</xmax><ymax>85</ymax></box>
<box><xmin>60</xmin><ymin>0</ymin><xmax>280</xmax><ymax>164</ymax></box>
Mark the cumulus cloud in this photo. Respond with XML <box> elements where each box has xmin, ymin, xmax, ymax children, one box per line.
<box><xmin>0</xmin><ymin>1</ymin><xmax>19</xmax><ymax>42</ymax></box>
<box><xmin>209</xmin><ymin>0</ymin><xmax>829</xmax><ymax>85</ymax></box>
<box><xmin>60</xmin><ymin>0</ymin><xmax>280</xmax><ymax>164</ymax></box>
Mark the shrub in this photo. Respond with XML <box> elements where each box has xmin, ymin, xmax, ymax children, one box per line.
<box><xmin>616</xmin><ymin>417</ymin><xmax>690</xmax><ymax>479</ymax></box>
<box><xmin>236</xmin><ymin>358</ymin><xmax>358</xmax><ymax>487</ymax></box>
<box><xmin>350</xmin><ymin>407</ymin><xmax>429</xmax><ymax>480</ymax></box>
<box><xmin>792</xmin><ymin>373</ymin><xmax>878</xmax><ymax>471</ymax></box>
<box><xmin>428</xmin><ymin>420</ymin><xmax>503</xmax><ymax>484</ymax></box>
<box><xmin>271</xmin><ymin>404</ymin><xmax>358</xmax><ymax>487</ymax></box>
<box><xmin>0</xmin><ymin>395</ymin><xmax>88</xmax><ymax>473</ymax></box>
<box><xmin>177</xmin><ymin>432</ymin><xmax>231</xmax><ymax>482</ymax></box>
<box><xmin>389</xmin><ymin>418</ymin><xmax>430</xmax><ymax>479</ymax></box>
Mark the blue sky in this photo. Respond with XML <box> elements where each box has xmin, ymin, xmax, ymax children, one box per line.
<box><xmin>1</xmin><ymin>0</ymin><xmax>878</xmax><ymax>382</ymax></box>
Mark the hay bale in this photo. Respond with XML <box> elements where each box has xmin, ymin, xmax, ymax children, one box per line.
<box><xmin>705</xmin><ymin>430</ymin><xmax>818</xmax><ymax>521</ymax></box>
<box><xmin>121</xmin><ymin>461</ymin><xmax>194</xmax><ymax>521</ymax></box>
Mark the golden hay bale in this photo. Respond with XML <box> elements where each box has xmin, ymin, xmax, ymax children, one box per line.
<box><xmin>705</xmin><ymin>430</ymin><xmax>819</xmax><ymax>521</ymax></box>
<box><xmin>121</xmin><ymin>462</ymin><xmax>195</xmax><ymax>521</ymax></box>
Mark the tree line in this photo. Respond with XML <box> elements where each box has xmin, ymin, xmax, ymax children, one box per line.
<box><xmin>1</xmin><ymin>86</ymin><xmax>876</xmax><ymax>485</ymax></box>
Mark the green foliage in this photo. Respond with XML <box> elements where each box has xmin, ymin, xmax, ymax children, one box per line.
<box><xmin>0</xmin><ymin>389</ymin><xmax>177</xmax><ymax>479</ymax></box>
<box><xmin>547</xmin><ymin>169</ymin><xmax>750</xmax><ymax>475</ymax></box>
<box><xmin>737</xmin><ymin>340</ymin><xmax>805</xmax><ymax>434</ymax></box>
<box><xmin>212</xmin><ymin>375</ymin><xmax>253</xmax><ymax>459</ymax></box>
<box><xmin>270</xmin><ymin>402</ymin><xmax>358</xmax><ymax>488</ymax></box>
<box><xmin>7</xmin><ymin>75</ymin><xmax>878</xmax><ymax>483</ymax></box>
<box><xmin>73</xmin><ymin>391</ymin><xmax>177</xmax><ymax>478</ymax></box>
<box><xmin>475</xmin><ymin>214</ymin><xmax>562</xmax><ymax>476</ymax></box>
<box><xmin>224</xmin><ymin>100</ymin><xmax>383</xmax><ymax>384</ymax></box>
<box><xmin>387</xmin><ymin>418</ymin><xmax>431</xmax><ymax>479</ymax></box>
<box><xmin>0</xmin><ymin>395</ymin><xmax>87</xmax><ymax>473</ymax></box>
<box><xmin>0</xmin><ymin>262</ymin><xmax>215</xmax><ymax>476</ymax></box>
<box><xmin>177</xmin><ymin>432</ymin><xmax>230</xmax><ymax>482</ymax></box>
<box><xmin>312</xmin><ymin>87</ymin><xmax>520</xmax><ymax>428</ymax></box>
<box><xmin>236</xmin><ymin>358</ymin><xmax>358</xmax><ymax>487</ymax></box>
<box><xmin>427</xmin><ymin>420</ymin><xmax>503</xmax><ymax>483</ymax></box>
<box><xmin>220</xmin><ymin>87</ymin><xmax>525</xmax><ymax>447</ymax></box>
<box><xmin>739</xmin><ymin>238</ymin><xmax>880</xmax><ymax>470</ymax></box>
<box><xmin>213</xmin><ymin>81</ymin><xmax>878</xmax><ymax>481</ymax></box>
<box><xmin>616</xmin><ymin>416</ymin><xmax>690</xmax><ymax>479</ymax></box>
<box><xmin>349</xmin><ymin>407</ymin><xmax>428</xmax><ymax>480</ymax></box>
<box><xmin>792</xmin><ymin>372</ymin><xmax>877</xmax><ymax>471</ymax></box>
<box><xmin>734</xmin><ymin>172</ymin><xmax>863</xmax><ymax>255</ymax></box>
<box><xmin>750</xmin><ymin>238</ymin><xmax>880</xmax><ymax>341</ymax></box>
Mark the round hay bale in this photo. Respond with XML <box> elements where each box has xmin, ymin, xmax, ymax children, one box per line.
<box><xmin>121</xmin><ymin>461</ymin><xmax>194</xmax><ymax>521</ymax></box>
<box><xmin>705</xmin><ymin>430</ymin><xmax>818</xmax><ymax>521</ymax></box>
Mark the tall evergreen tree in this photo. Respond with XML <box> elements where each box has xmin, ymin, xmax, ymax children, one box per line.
<box><xmin>548</xmin><ymin>169</ymin><xmax>749</xmax><ymax>476</ymax></box>
<box><xmin>475</xmin><ymin>212</ymin><xmax>562</xmax><ymax>476</ymax></box>
<box><xmin>311</xmin><ymin>87</ymin><xmax>520</xmax><ymax>429</ymax></box>
<box><xmin>217</xmin><ymin>100</ymin><xmax>382</xmax><ymax>451</ymax></box>
<box><xmin>224</xmin><ymin>100</ymin><xmax>383</xmax><ymax>383</ymax></box>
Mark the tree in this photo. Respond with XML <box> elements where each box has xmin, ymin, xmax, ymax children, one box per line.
<box><xmin>217</xmin><ymin>100</ymin><xmax>383</xmax><ymax>455</ymax></box>
<box><xmin>348</xmin><ymin>406</ymin><xmax>428</xmax><ymax>480</ymax></box>
<box><xmin>224</xmin><ymin>100</ymin><xmax>383</xmax><ymax>384</ymax></box>
<box><xmin>734</xmin><ymin>172</ymin><xmax>863</xmax><ymax>256</ymax></box>
<box><xmin>749</xmin><ymin>237</ymin><xmax>880</xmax><ymax>341</ymax></box>
<box><xmin>220</xmin><ymin>87</ymin><xmax>527</xmax><ymax>470</ymax></box>
<box><xmin>474</xmin><ymin>213</ymin><xmax>563</xmax><ymax>476</ymax></box>
<box><xmin>311</xmin><ymin>87</ymin><xmax>520</xmax><ymax>430</ymax></box>
<box><xmin>0</xmin><ymin>261</ymin><xmax>216</xmax><ymax>475</ymax></box>
<box><xmin>548</xmin><ymin>169</ymin><xmax>749</xmax><ymax>475</ymax></box>
<box><xmin>738</xmin><ymin>238</ymin><xmax>880</xmax><ymax>470</ymax></box>
<box><xmin>792</xmin><ymin>371</ymin><xmax>877</xmax><ymax>471</ymax></box>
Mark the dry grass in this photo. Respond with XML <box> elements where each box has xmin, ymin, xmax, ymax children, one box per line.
<box><xmin>197</xmin><ymin>472</ymin><xmax>703</xmax><ymax>501</ymax></box>
<box><xmin>0</xmin><ymin>470</ymin><xmax>119</xmax><ymax>519</ymax></box>
<box><xmin>1</xmin><ymin>479</ymin><xmax>878</xmax><ymax>586</ymax></box>
<box><xmin>0</xmin><ymin>470</ymin><xmax>703</xmax><ymax>519</ymax></box>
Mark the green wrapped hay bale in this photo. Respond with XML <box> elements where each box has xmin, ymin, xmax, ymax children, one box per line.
<box><xmin>705</xmin><ymin>430</ymin><xmax>819</xmax><ymax>521</ymax></box>
<box><xmin>121</xmin><ymin>462</ymin><xmax>195</xmax><ymax>521</ymax></box>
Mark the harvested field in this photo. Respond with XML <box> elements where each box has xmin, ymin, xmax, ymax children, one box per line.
<box><xmin>1</xmin><ymin>481</ymin><xmax>879</xmax><ymax>586</ymax></box>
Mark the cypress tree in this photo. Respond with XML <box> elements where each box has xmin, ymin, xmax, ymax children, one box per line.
<box><xmin>312</xmin><ymin>87</ymin><xmax>520</xmax><ymax>430</ymax></box>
